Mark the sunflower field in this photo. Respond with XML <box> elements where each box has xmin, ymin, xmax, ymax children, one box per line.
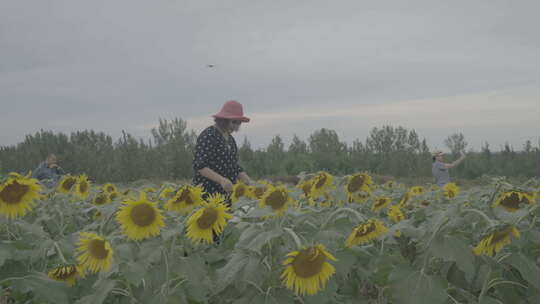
<box><xmin>1</xmin><ymin>172</ymin><xmax>540</xmax><ymax>304</ymax></box>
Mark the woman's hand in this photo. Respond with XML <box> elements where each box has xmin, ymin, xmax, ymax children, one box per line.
<box><xmin>219</xmin><ymin>177</ymin><xmax>234</xmax><ymax>193</ymax></box>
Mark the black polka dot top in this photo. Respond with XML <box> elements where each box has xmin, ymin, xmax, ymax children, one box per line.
<box><xmin>192</xmin><ymin>125</ymin><xmax>244</xmax><ymax>197</ymax></box>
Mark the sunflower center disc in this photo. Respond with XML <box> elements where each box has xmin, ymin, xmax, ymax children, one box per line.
<box><xmin>175</xmin><ymin>189</ymin><xmax>193</xmax><ymax>205</ymax></box>
<box><xmin>88</xmin><ymin>239</ymin><xmax>109</xmax><ymax>259</ymax></box>
<box><xmin>301</xmin><ymin>183</ymin><xmax>312</xmax><ymax>196</ymax></box>
<box><xmin>0</xmin><ymin>181</ymin><xmax>29</xmax><ymax>204</ymax></box>
<box><xmin>374</xmin><ymin>199</ymin><xmax>387</xmax><ymax>208</ymax></box>
<box><xmin>501</xmin><ymin>193</ymin><xmax>522</xmax><ymax>210</ymax></box>
<box><xmin>197</xmin><ymin>208</ymin><xmax>218</xmax><ymax>229</ymax></box>
<box><xmin>314</xmin><ymin>175</ymin><xmax>327</xmax><ymax>189</ymax></box>
<box><xmin>266</xmin><ymin>191</ymin><xmax>286</xmax><ymax>210</ymax></box>
<box><xmin>130</xmin><ymin>203</ymin><xmax>156</xmax><ymax>227</ymax></box>
<box><xmin>62</xmin><ymin>178</ymin><xmax>77</xmax><ymax>191</ymax></box>
<box><xmin>292</xmin><ymin>248</ymin><xmax>326</xmax><ymax>278</ymax></box>
<box><xmin>236</xmin><ymin>185</ymin><xmax>246</xmax><ymax>197</ymax></box>
<box><xmin>254</xmin><ymin>187</ymin><xmax>266</xmax><ymax>198</ymax></box>
<box><xmin>106</xmin><ymin>186</ymin><xmax>115</xmax><ymax>192</ymax></box>
<box><xmin>347</xmin><ymin>176</ymin><xmax>364</xmax><ymax>193</ymax></box>
<box><xmin>95</xmin><ymin>194</ymin><xmax>107</xmax><ymax>205</ymax></box>
<box><xmin>79</xmin><ymin>182</ymin><xmax>88</xmax><ymax>193</ymax></box>
<box><xmin>356</xmin><ymin>223</ymin><xmax>376</xmax><ymax>237</ymax></box>
<box><xmin>490</xmin><ymin>229</ymin><xmax>510</xmax><ymax>244</ymax></box>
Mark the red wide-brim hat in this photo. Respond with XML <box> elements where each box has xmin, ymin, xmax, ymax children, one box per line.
<box><xmin>212</xmin><ymin>100</ymin><xmax>250</xmax><ymax>122</ymax></box>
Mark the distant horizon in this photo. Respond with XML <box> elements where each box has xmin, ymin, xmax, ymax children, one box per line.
<box><xmin>2</xmin><ymin>118</ymin><xmax>537</xmax><ymax>154</ymax></box>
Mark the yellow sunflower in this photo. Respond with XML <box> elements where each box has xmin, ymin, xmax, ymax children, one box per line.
<box><xmin>473</xmin><ymin>225</ymin><xmax>520</xmax><ymax>256</ymax></box>
<box><xmin>398</xmin><ymin>192</ymin><xmax>412</xmax><ymax>208</ymax></box>
<box><xmin>75</xmin><ymin>175</ymin><xmax>91</xmax><ymax>199</ymax></box>
<box><xmin>345</xmin><ymin>219</ymin><xmax>388</xmax><ymax>247</ymax></box>
<box><xmin>0</xmin><ymin>176</ymin><xmax>42</xmax><ymax>219</ymax></box>
<box><xmin>57</xmin><ymin>175</ymin><xmax>78</xmax><ymax>194</ymax></box>
<box><xmin>186</xmin><ymin>193</ymin><xmax>232</xmax><ymax>244</ymax></box>
<box><xmin>310</xmin><ymin>172</ymin><xmax>334</xmax><ymax>198</ymax></box>
<box><xmin>259</xmin><ymin>185</ymin><xmax>294</xmax><ymax>216</ymax></box>
<box><xmin>281</xmin><ymin>244</ymin><xmax>337</xmax><ymax>296</ymax></box>
<box><xmin>159</xmin><ymin>186</ymin><xmax>177</xmax><ymax>200</ymax></box>
<box><xmin>493</xmin><ymin>191</ymin><xmax>535</xmax><ymax>212</ymax></box>
<box><xmin>102</xmin><ymin>183</ymin><xmax>118</xmax><ymax>194</ymax></box>
<box><xmin>248</xmin><ymin>181</ymin><xmax>271</xmax><ymax>200</ymax></box>
<box><xmin>384</xmin><ymin>180</ymin><xmax>395</xmax><ymax>189</ymax></box>
<box><xmin>47</xmin><ymin>264</ymin><xmax>81</xmax><ymax>286</ymax></box>
<box><xmin>409</xmin><ymin>186</ymin><xmax>425</xmax><ymax>196</ymax></box>
<box><xmin>144</xmin><ymin>187</ymin><xmax>157</xmax><ymax>193</ymax></box>
<box><xmin>443</xmin><ymin>183</ymin><xmax>460</xmax><ymax>199</ymax></box>
<box><xmin>231</xmin><ymin>182</ymin><xmax>250</xmax><ymax>202</ymax></box>
<box><xmin>116</xmin><ymin>192</ymin><xmax>165</xmax><ymax>240</ymax></box>
<box><xmin>388</xmin><ymin>205</ymin><xmax>405</xmax><ymax>222</ymax></box>
<box><xmin>371</xmin><ymin>197</ymin><xmax>392</xmax><ymax>212</ymax></box>
<box><xmin>345</xmin><ymin>173</ymin><xmax>373</xmax><ymax>202</ymax></box>
<box><xmin>165</xmin><ymin>185</ymin><xmax>204</xmax><ymax>214</ymax></box>
<box><xmin>297</xmin><ymin>179</ymin><xmax>314</xmax><ymax>198</ymax></box>
<box><xmin>92</xmin><ymin>192</ymin><xmax>111</xmax><ymax>206</ymax></box>
<box><xmin>76</xmin><ymin>232</ymin><xmax>113</xmax><ymax>274</ymax></box>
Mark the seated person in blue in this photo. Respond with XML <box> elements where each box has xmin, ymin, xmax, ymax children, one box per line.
<box><xmin>32</xmin><ymin>154</ymin><xmax>65</xmax><ymax>189</ymax></box>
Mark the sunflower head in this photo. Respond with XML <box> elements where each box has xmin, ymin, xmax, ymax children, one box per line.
<box><xmin>473</xmin><ymin>225</ymin><xmax>520</xmax><ymax>256</ymax></box>
<box><xmin>0</xmin><ymin>176</ymin><xmax>42</xmax><ymax>219</ymax></box>
<box><xmin>116</xmin><ymin>192</ymin><xmax>165</xmax><ymax>240</ymax></box>
<box><xmin>409</xmin><ymin>186</ymin><xmax>425</xmax><ymax>196</ymax></box>
<box><xmin>48</xmin><ymin>264</ymin><xmax>81</xmax><ymax>286</ymax></box>
<box><xmin>310</xmin><ymin>172</ymin><xmax>334</xmax><ymax>198</ymax></box>
<box><xmin>165</xmin><ymin>185</ymin><xmax>204</xmax><ymax>214</ymax></box>
<box><xmin>231</xmin><ymin>182</ymin><xmax>249</xmax><ymax>202</ymax></box>
<box><xmin>384</xmin><ymin>180</ymin><xmax>395</xmax><ymax>189</ymax></box>
<box><xmin>102</xmin><ymin>183</ymin><xmax>118</xmax><ymax>193</ymax></box>
<box><xmin>75</xmin><ymin>175</ymin><xmax>91</xmax><ymax>199</ymax></box>
<box><xmin>371</xmin><ymin>197</ymin><xmax>392</xmax><ymax>212</ymax></box>
<box><xmin>345</xmin><ymin>219</ymin><xmax>388</xmax><ymax>247</ymax></box>
<box><xmin>297</xmin><ymin>179</ymin><xmax>314</xmax><ymax>198</ymax></box>
<box><xmin>388</xmin><ymin>205</ymin><xmax>405</xmax><ymax>222</ymax></box>
<box><xmin>493</xmin><ymin>191</ymin><xmax>535</xmax><ymax>212</ymax></box>
<box><xmin>76</xmin><ymin>232</ymin><xmax>113</xmax><ymax>274</ymax></box>
<box><xmin>248</xmin><ymin>181</ymin><xmax>271</xmax><ymax>199</ymax></box>
<box><xmin>57</xmin><ymin>175</ymin><xmax>78</xmax><ymax>194</ymax></box>
<box><xmin>186</xmin><ymin>193</ymin><xmax>233</xmax><ymax>244</ymax></box>
<box><xmin>92</xmin><ymin>192</ymin><xmax>111</xmax><ymax>206</ymax></box>
<box><xmin>398</xmin><ymin>192</ymin><xmax>411</xmax><ymax>208</ymax></box>
<box><xmin>346</xmin><ymin>173</ymin><xmax>373</xmax><ymax>193</ymax></box>
<box><xmin>259</xmin><ymin>185</ymin><xmax>293</xmax><ymax>216</ymax></box>
<box><xmin>159</xmin><ymin>187</ymin><xmax>177</xmax><ymax>199</ymax></box>
<box><xmin>443</xmin><ymin>183</ymin><xmax>460</xmax><ymax>199</ymax></box>
<box><xmin>281</xmin><ymin>244</ymin><xmax>337</xmax><ymax>296</ymax></box>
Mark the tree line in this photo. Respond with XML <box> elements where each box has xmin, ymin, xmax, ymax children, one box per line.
<box><xmin>1</xmin><ymin>118</ymin><xmax>539</xmax><ymax>183</ymax></box>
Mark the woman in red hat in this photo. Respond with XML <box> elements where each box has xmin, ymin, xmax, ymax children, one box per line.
<box><xmin>193</xmin><ymin>100</ymin><xmax>254</xmax><ymax>205</ymax></box>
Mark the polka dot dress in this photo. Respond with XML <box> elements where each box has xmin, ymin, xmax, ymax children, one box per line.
<box><xmin>192</xmin><ymin>125</ymin><xmax>243</xmax><ymax>199</ymax></box>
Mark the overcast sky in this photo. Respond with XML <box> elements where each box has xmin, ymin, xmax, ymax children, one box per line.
<box><xmin>1</xmin><ymin>0</ymin><xmax>539</xmax><ymax>151</ymax></box>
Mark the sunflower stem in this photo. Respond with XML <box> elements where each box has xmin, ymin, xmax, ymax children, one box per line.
<box><xmin>53</xmin><ymin>242</ymin><xmax>67</xmax><ymax>264</ymax></box>
<box><xmin>322</xmin><ymin>207</ymin><xmax>366</xmax><ymax>229</ymax></box>
<box><xmin>283</xmin><ymin>227</ymin><xmax>303</xmax><ymax>249</ymax></box>
<box><xmin>461</xmin><ymin>208</ymin><xmax>496</xmax><ymax>227</ymax></box>
<box><xmin>514</xmin><ymin>204</ymin><xmax>540</xmax><ymax>226</ymax></box>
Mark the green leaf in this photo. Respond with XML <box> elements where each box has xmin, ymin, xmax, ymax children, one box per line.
<box><xmin>507</xmin><ymin>252</ymin><xmax>540</xmax><ymax>290</ymax></box>
<box><xmin>244</xmin><ymin>229</ymin><xmax>283</xmax><ymax>254</ymax></box>
<box><xmin>430</xmin><ymin>235</ymin><xmax>475</xmax><ymax>279</ymax></box>
<box><xmin>75</xmin><ymin>279</ymin><xmax>116</xmax><ymax>304</ymax></box>
<box><xmin>389</xmin><ymin>266</ymin><xmax>447</xmax><ymax>304</ymax></box>
<box><xmin>215</xmin><ymin>251</ymin><xmax>250</xmax><ymax>294</ymax></box>
<box><xmin>0</xmin><ymin>243</ymin><xmax>13</xmax><ymax>267</ymax></box>
<box><xmin>11</xmin><ymin>273</ymin><xmax>69</xmax><ymax>304</ymax></box>
<box><xmin>333</xmin><ymin>249</ymin><xmax>357</xmax><ymax>277</ymax></box>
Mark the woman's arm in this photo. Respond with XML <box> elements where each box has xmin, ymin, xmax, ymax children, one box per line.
<box><xmin>238</xmin><ymin>171</ymin><xmax>254</xmax><ymax>185</ymax></box>
<box><xmin>198</xmin><ymin>167</ymin><xmax>233</xmax><ymax>192</ymax></box>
